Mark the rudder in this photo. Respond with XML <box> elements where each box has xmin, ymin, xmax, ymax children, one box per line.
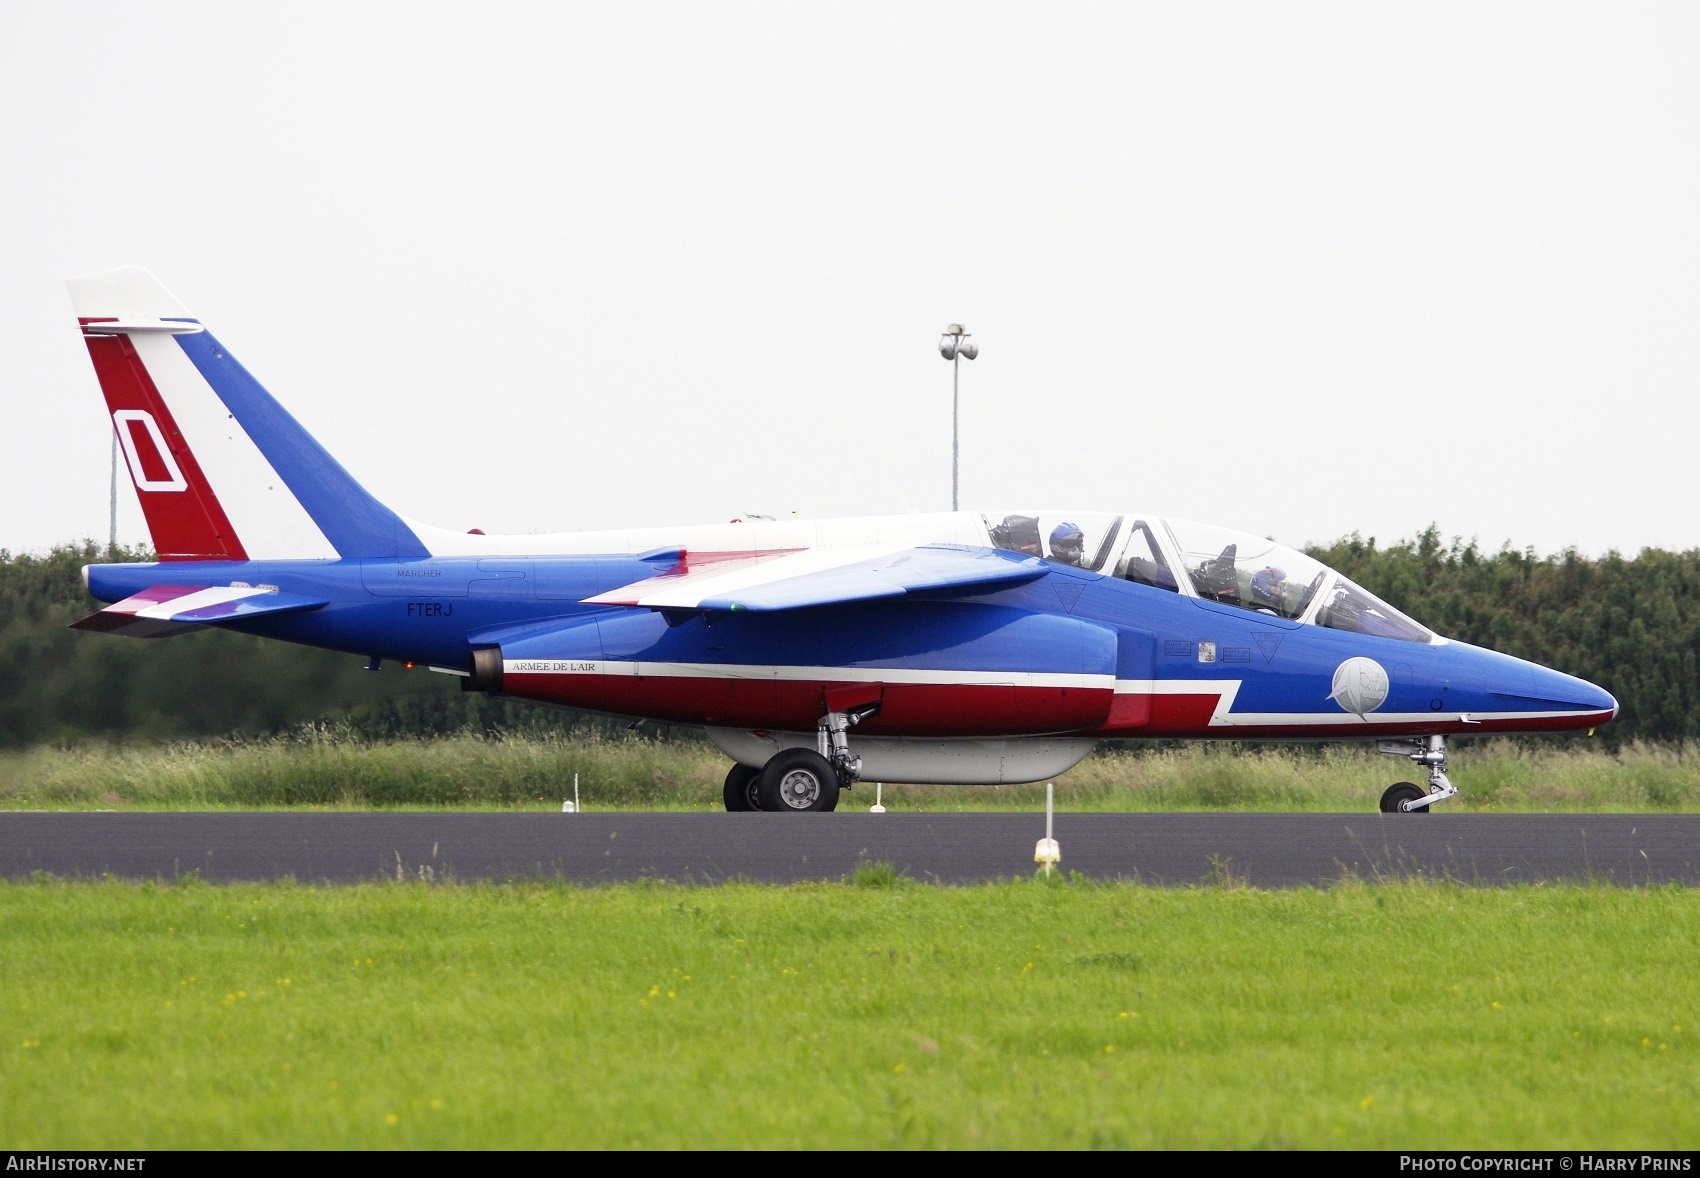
<box><xmin>69</xmin><ymin>267</ymin><xmax>427</xmax><ymax>561</ymax></box>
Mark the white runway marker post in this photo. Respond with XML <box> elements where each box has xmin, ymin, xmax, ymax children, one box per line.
<box><xmin>1034</xmin><ymin>781</ymin><xmax>1060</xmax><ymax>876</ymax></box>
<box><xmin>870</xmin><ymin>782</ymin><xmax>885</xmax><ymax>814</ymax></box>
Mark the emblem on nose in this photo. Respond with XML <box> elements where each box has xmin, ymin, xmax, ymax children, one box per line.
<box><xmin>1329</xmin><ymin>656</ymin><xmax>1390</xmax><ymax>715</ymax></box>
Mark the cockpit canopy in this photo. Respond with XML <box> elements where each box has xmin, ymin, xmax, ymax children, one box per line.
<box><xmin>982</xmin><ymin>511</ymin><xmax>1434</xmax><ymax>644</ymax></box>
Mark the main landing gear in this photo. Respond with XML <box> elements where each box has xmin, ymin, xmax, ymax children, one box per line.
<box><xmin>722</xmin><ymin>750</ymin><xmax>841</xmax><ymax>812</ymax></box>
<box><xmin>721</xmin><ymin>704</ymin><xmax>878</xmax><ymax>813</ymax></box>
<box><xmin>722</xmin><ymin>764</ymin><xmax>762</xmax><ymax>812</ymax></box>
<box><xmin>1375</xmin><ymin>735</ymin><xmax>1459</xmax><ymax>813</ymax></box>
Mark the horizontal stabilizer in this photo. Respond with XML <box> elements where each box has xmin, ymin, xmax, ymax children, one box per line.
<box><xmin>71</xmin><ymin>584</ymin><xmax>327</xmax><ymax>638</ymax></box>
<box><xmin>586</xmin><ymin>544</ymin><xmax>1049</xmax><ymax>613</ymax></box>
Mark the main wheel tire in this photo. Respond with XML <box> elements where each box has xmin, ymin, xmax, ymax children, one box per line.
<box><xmin>1379</xmin><ymin>781</ymin><xmax>1429</xmax><ymax>814</ymax></box>
<box><xmin>756</xmin><ymin>748</ymin><xmax>841</xmax><ymax>813</ymax></box>
<box><xmin>723</xmin><ymin>764</ymin><xmax>762</xmax><ymax>812</ymax></box>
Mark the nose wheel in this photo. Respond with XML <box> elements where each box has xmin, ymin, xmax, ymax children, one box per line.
<box><xmin>1375</xmin><ymin>736</ymin><xmax>1459</xmax><ymax>812</ymax></box>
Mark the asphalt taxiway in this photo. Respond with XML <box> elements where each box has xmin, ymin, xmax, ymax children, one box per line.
<box><xmin>2</xmin><ymin>812</ymin><xmax>1696</xmax><ymax>886</ymax></box>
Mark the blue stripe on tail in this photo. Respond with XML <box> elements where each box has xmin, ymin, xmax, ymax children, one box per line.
<box><xmin>174</xmin><ymin>331</ymin><xmax>430</xmax><ymax>559</ymax></box>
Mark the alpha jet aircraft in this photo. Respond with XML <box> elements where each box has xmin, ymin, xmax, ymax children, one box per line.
<box><xmin>66</xmin><ymin>267</ymin><xmax>1617</xmax><ymax>813</ymax></box>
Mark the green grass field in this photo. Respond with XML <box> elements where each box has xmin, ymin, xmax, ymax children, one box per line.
<box><xmin>1</xmin><ymin>877</ymin><xmax>1695</xmax><ymax>1148</ymax></box>
<box><xmin>4</xmin><ymin>730</ymin><xmax>1700</xmax><ymax>811</ymax></box>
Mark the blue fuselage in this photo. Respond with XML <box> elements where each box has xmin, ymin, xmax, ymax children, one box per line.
<box><xmin>84</xmin><ymin>556</ymin><xmax>1617</xmax><ymax>741</ymax></box>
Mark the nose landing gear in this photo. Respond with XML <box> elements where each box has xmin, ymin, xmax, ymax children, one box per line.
<box><xmin>1375</xmin><ymin>735</ymin><xmax>1458</xmax><ymax>813</ymax></box>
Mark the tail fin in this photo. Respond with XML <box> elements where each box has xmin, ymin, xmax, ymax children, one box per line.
<box><xmin>68</xmin><ymin>267</ymin><xmax>428</xmax><ymax>561</ymax></box>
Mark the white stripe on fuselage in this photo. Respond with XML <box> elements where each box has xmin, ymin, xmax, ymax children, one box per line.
<box><xmin>501</xmin><ymin>659</ymin><xmax>1112</xmax><ymax>690</ymax></box>
<box><xmin>408</xmin><ymin>512</ymin><xmax>990</xmax><ymax>559</ymax></box>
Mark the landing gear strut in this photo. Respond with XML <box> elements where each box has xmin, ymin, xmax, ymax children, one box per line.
<box><xmin>1376</xmin><ymin>736</ymin><xmax>1458</xmax><ymax>813</ymax></box>
<box><xmin>818</xmin><ymin>704</ymin><xmax>878</xmax><ymax>790</ymax></box>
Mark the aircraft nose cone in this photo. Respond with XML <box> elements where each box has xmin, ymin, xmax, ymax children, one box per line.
<box><xmin>1459</xmin><ymin>643</ymin><xmax>1617</xmax><ymax>722</ymax></box>
<box><xmin>1578</xmin><ymin>676</ymin><xmax>1618</xmax><ymax>718</ymax></box>
<box><xmin>1533</xmin><ymin>664</ymin><xmax>1617</xmax><ymax>717</ymax></box>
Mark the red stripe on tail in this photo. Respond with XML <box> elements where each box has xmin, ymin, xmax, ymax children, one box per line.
<box><xmin>83</xmin><ymin>330</ymin><xmax>247</xmax><ymax>561</ymax></box>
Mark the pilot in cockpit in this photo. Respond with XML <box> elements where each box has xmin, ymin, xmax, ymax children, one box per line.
<box><xmin>1249</xmin><ymin>565</ymin><xmax>1288</xmax><ymax>614</ymax></box>
<box><xmin>1048</xmin><ymin>522</ymin><xmax>1086</xmax><ymax>567</ymax></box>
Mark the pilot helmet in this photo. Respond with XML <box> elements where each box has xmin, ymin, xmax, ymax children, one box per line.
<box><xmin>1049</xmin><ymin>522</ymin><xmax>1086</xmax><ymax>563</ymax></box>
<box><xmin>1249</xmin><ymin>565</ymin><xmax>1287</xmax><ymax>606</ymax></box>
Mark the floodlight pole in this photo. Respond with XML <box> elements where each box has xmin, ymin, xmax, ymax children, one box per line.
<box><xmin>951</xmin><ymin>352</ymin><xmax>959</xmax><ymax>512</ymax></box>
<box><xmin>938</xmin><ymin>325</ymin><xmax>977</xmax><ymax>512</ymax></box>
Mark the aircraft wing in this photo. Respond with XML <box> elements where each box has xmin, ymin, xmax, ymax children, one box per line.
<box><xmin>584</xmin><ymin>544</ymin><xmax>1049</xmax><ymax>613</ymax></box>
<box><xmin>70</xmin><ymin>584</ymin><xmax>328</xmax><ymax>638</ymax></box>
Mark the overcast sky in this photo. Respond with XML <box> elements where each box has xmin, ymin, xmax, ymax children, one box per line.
<box><xmin>2</xmin><ymin>3</ymin><xmax>1695</xmax><ymax>559</ymax></box>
